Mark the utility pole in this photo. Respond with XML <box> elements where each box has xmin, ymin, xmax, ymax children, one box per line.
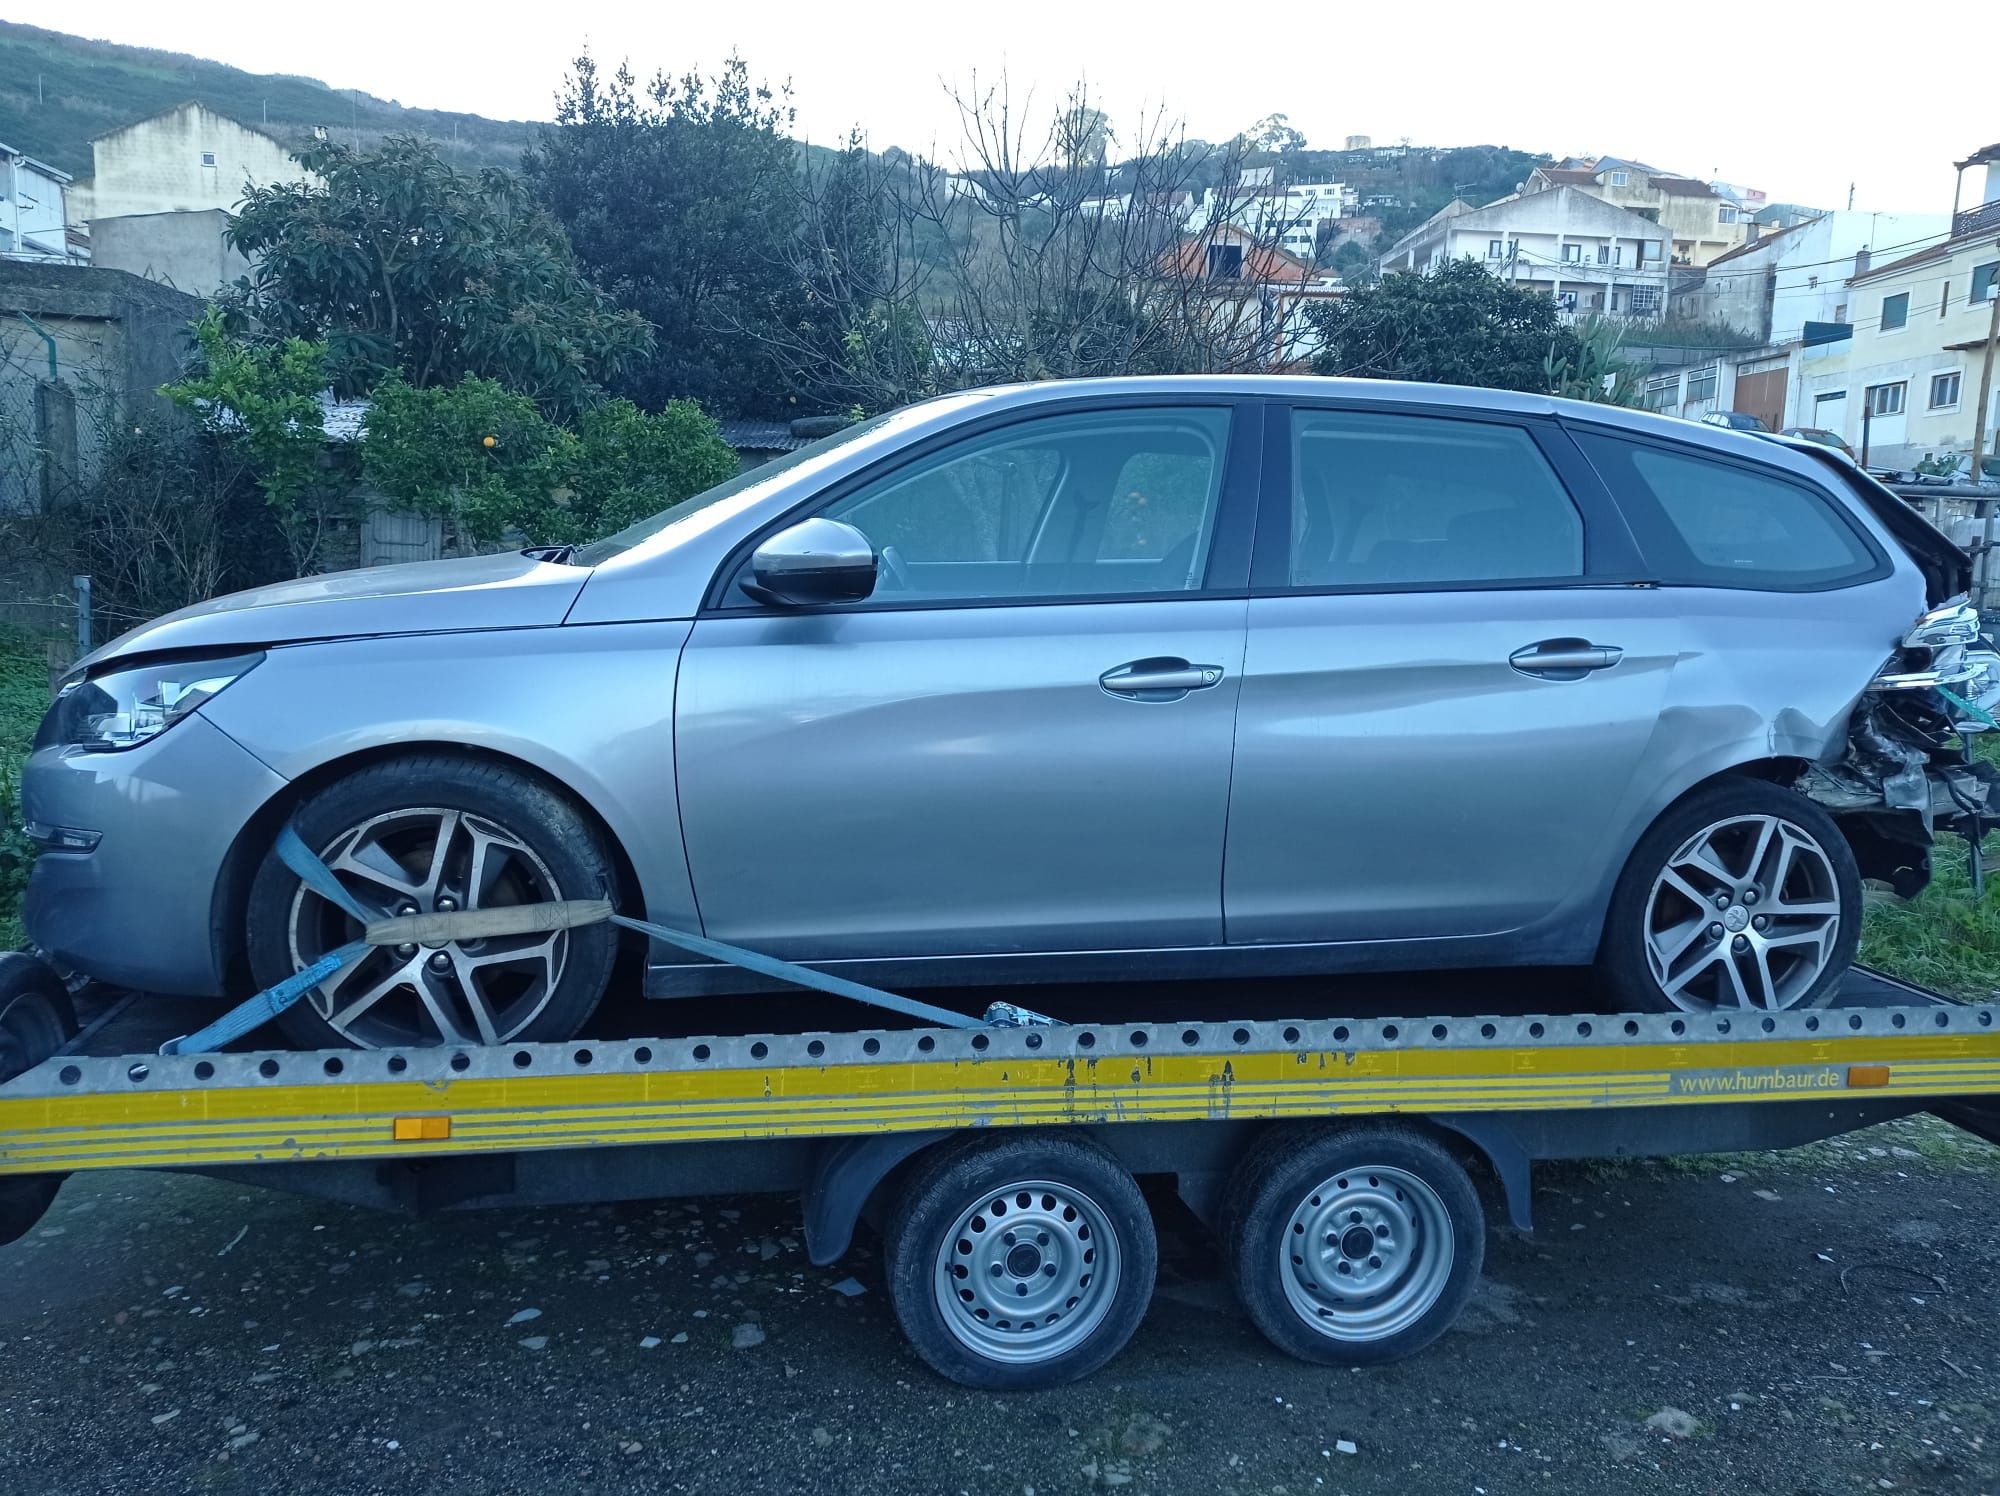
<box><xmin>1973</xmin><ymin>280</ymin><xmax>2000</xmax><ymax>484</ymax></box>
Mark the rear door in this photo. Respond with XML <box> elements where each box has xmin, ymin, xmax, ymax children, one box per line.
<box><xmin>1224</xmin><ymin>401</ymin><xmax>1682</xmax><ymax>947</ymax></box>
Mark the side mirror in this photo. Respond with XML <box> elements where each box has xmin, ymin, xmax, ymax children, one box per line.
<box><xmin>744</xmin><ymin>518</ymin><xmax>878</xmax><ymax>607</ymax></box>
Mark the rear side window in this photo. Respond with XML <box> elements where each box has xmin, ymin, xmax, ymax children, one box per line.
<box><xmin>1575</xmin><ymin>433</ymin><xmax>1881</xmax><ymax>591</ymax></box>
<box><xmin>1288</xmin><ymin>410</ymin><xmax>1584</xmax><ymax>588</ymax></box>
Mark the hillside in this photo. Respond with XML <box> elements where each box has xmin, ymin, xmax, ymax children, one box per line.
<box><xmin>0</xmin><ymin>20</ymin><xmax>539</xmax><ymax>179</ymax></box>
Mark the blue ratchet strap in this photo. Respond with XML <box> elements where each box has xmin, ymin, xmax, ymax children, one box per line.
<box><xmin>161</xmin><ymin>823</ymin><xmax>1004</xmax><ymax>1055</ymax></box>
<box><xmin>160</xmin><ymin>939</ymin><xmax>368</xmax><ymax>1056</ymax></box>
<box><xmin>275</xmin><ymin>824</ymin><xmax>374</xmax><ymax>923</ymax></box>
<box><xmin>605</xmin><ymin>913</ymin><xmax>982</xmax><ymax>1030</ymax></box>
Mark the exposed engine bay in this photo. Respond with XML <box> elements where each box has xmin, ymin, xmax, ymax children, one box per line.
<box><xmin>1798</xmin><ymin>596</ymin><xmax>2000</xmax><ymax>898</ymax></box>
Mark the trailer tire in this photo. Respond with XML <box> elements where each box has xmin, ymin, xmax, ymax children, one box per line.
<box><xmin>0</xmin><ymin>953</ymin><xmax>76</xmax><ymax>1245</ymax></box>
<box><xmin>1222</xmin><ymin>1123</ymin><xmax>1483</xmax><ymax>1367</ymax></box>
<box><xmin>883</xmin><ymin>1131</ymin><xmax>1156</xmax><ymax>1390</ymax></box>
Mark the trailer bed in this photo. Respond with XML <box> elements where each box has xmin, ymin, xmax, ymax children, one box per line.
<box><xmin>6</xmin><ymin>966</ymin><xmax>1993</xmax><ymax>1182</ymax></box>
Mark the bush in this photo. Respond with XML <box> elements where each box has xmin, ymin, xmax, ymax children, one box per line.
<box><xmin>0</xmin><ymin>630</ymin><xmax>53</xmax><ymax>947</ymax></box>
<box><xmin>360</xmin><ymin>376</ymin><xmax>740</xmax><ymax>547</ymax></box>
<box><xmin>360</xmin><ymin>376</ymin><xmax>559</xmax><ymax>547</ymax></box>
<box><xmin>557</xmin><ymin>399</ymin><xmax>741</xmax><ymax>539</ymax></box>
<box><xmin>32</xmin><ymin>426</ymin><xmax>294</xmax><ymax>633</ymax></box>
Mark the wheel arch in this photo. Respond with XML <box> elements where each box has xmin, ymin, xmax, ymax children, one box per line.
<box><xmin>1584</xmin><ymin>753</ymin><xmax>1820</xmax><ymax>947</ymax></box>
<box><xmin>208</xmin><ymin>739</ymin><xmax>649</xmax><ymax>994</ymax></box>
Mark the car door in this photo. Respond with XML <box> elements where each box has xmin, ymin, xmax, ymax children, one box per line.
<box><xmin>1223</xmin><ymin>401</ymin><xmax>1683</xmax><ymax>947</ymax></box>
<box><xmin>674</xmin><ymin>398</ymin><xmax>1258</xmax><ymax>963</ymax></box>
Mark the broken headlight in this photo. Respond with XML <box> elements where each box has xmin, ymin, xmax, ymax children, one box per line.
<box><xmin>34</xmin><ymin>653</ymin><xmax>263</xmax><ymax>753</ymax></box>
<box><xmin>1870</xmin><ymin>595</ymin><xmax>1987</xmax><ymax>697</ymax></box>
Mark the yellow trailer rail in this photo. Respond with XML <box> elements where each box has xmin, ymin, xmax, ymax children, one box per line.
<box><xmin>6</xmin><ymin>998</ymin><xmax>1998</xmax><ymax>1178</ymax></box>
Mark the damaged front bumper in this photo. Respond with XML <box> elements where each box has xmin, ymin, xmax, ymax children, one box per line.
<box><xmin>1797</xmin><ymin>597</ymin><xmax>2000</xmax><ymax>897</ymax></box>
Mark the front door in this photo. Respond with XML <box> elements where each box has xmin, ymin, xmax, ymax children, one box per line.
<box><xmin>1224</xmin><ymin>404</ymin><xmax>1677</xmax><ymax>946</ymax></box>
<box><xmin>675</xmin><ymin>401</ymin><xmax>1255</xmax><ymax>961</ymax></box>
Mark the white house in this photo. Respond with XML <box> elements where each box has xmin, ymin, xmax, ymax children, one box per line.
<box><xmin>0</xmin><ymin>144</ymin><xmax>82</xmax><ymax>265</ymax></box>
<box><xmin>1786</xmin><ymin>231</ymin><xmax>2000</xmax><ymax>470</ymax></box>
<box><xmin>1680</xmin><ymin>210</ymin><xmax>1951</xmax><ymax>344</ymax></box>
<box><xmin>1379</xmin><ymin>185</ymin><xmax>1671</xmax><ymax>320</ymax></box>
<box><xmin>73</xmin><ymin>102</ymin><xmax>312</xmax><ymax>293</ymax></box>
<box><xmin>1222</xmin><ymin>181</ymin><xmax>1358</xmax><ymax>259</ymax></box>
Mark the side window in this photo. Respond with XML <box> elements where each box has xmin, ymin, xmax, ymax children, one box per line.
<box><xmin>1575</xmin><ymin>433</ymin><xmax>1879</xmax><ymax>590</ymax></box>
<box><xmin>818</xmin><ymin>407</ymin><xmax>1231</xmax><ymax>601</ymax></box>
<box><xmin>1287</xmin><ymin>410</ymin><xmax>1584</xmax><ymax>588</ymax></box>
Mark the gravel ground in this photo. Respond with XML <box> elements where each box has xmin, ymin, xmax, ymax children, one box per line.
<box><xmin>2</xmin><ymin>1115</ymin><xmax>1997</xmax><ymax>1496</ymax></box>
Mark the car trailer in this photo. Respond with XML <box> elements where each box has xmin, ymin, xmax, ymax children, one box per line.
<box><xmin>3</xmin><ymin>953</ymin><xmax>1999</xmax><ymax>1390</ymax></box>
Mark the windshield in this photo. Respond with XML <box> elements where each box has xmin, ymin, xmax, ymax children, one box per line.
<box><xmin>570</xmin><ymin>412</ymin><xmax>904</xmax><ymax>566</ymax></box>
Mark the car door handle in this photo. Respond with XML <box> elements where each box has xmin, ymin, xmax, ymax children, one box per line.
<box><xmin>1099</xmin><ymin>658</ymin><xmax>1226</xmax><ymax>700</ymax></box>
<box><xmin>1508</xmin><ymin>638</ymin><xmax>1625</xmax><ymax>680</ymax></box>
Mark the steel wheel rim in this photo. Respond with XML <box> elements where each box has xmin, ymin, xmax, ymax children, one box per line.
<box><xmin>287</xmin><ymin>807</ymin><xmax>570</xmax><ymax>1048</ymax></box>
<box><xmin>1643</xmin><ymin>813</ymin><xmax>1841</xmax><ymax>1013</ymax></box>
<box><xmin>931</xmin><ymin>1178</ymin><xmax>1121</xmax><ymax>1364</ymax></box>
<box><xmin>1280</xmin><ymin>1164</ymin><xmax>1454</xmax><ymax>1342</ymax></box>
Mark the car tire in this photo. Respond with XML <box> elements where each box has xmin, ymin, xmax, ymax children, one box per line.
<box><xmin>1221</xmin><ymin>1122</ymin><xmax>1485</xmax><ymax>1367</ymax></box>
<box><xmin>247</xmin><ymin>756</ymin><xmax>620</xmax><ymax>1050</ymax></box>
<box><xmin>0</xmin><ymin>954</ymin><xmax>77</xmax><ymax>1245</ymax></box>
<box><xmin>1599</xmin><ymin>778</ymin><xmax>1861</xmax><ymax>1014</ymax></box>
<box><xmin>883</xmin><ymin>1131</ymin><xmax>1157</xmax><ymax>1390</ymax></box>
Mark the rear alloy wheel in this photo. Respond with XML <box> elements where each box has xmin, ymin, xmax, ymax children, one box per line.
<box><xmin>248</xmin><ymin>758</ymin><xmax>619</xmax><ymax>1050</ymax></box>
<box><xmin>1602</xmin><ymin>779</ymin><xmax>1861</xmax><ymax>1014</ymax></box>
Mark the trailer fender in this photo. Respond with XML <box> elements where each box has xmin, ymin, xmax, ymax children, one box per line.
<box><xmin>803</xmin><ymin>1130</ymin><xmax>954</xmax><ymax>1266</ymax></box>
<box><xmin>1430</xmin><ymin>1113</ymin><xmax>1535</xmax><ymax>1232</ymax></box>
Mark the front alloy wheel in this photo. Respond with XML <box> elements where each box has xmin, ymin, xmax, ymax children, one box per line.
<box><xmin>247</xmin><ymin>756</ymin><xmax>620</xmax><ymax>1051</ymax></box>
<box><xmin>288</xmin><ymin>807</ymin><xmax>570</xmax><ymax>1049</ymax></box>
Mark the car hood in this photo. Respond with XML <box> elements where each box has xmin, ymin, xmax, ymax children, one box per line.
<box><xmin>79</xmin><ymin>551</ymin><xmax>590</xmax><ymax>671</ymax></box>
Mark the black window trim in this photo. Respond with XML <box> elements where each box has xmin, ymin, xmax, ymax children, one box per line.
<box><xmin>1248</xmin><ymin>398</ymin><xmax>1650</xmax><ymax>599</ymax></box>
<box><xmin>1560</xmin><ymin>419</ymin><xmax>1893</xmax><ymax>594</ymax></box>
<box><xmin>698</xmin><ymin>394</ymin><xmax>1265</xmax><ymax>617</ymax></box>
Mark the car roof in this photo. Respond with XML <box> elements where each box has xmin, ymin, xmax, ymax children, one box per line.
<box><xmin>960</xmin><ymin>374</ymin><xmax>1825</xmax><ymax>477</ymax></box>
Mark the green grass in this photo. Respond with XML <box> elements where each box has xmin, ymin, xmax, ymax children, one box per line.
<box><xmin>0</xmin><ymin>631</ymin><xmax>54</xmax><ymax>950</ymax></box>
<box><xmin>1857</xmin><ymin>737</ymin><xmax>2000</xmax><ymax>999</ymax></box>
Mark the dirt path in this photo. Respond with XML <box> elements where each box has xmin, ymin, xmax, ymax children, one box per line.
<box><xmin>3</xmin><ymin>1116</ymin><xmax>1996</xmax><ymax>1496</ymax></box>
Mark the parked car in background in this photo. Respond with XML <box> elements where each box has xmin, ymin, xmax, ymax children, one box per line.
<box><xmin>23</xmin><ymin>378</ymin><xmax>1990</xmax><ymax>1049</ymax></box>
<box><xmin>1700</xmin><ymin>410</ymin><xmax>1771</xmax><ymax>433</ymax></box>
<box><xmin>1781</xmin><ymin>427</ymin><xmax>1857</xmax><ymax>458</ymax></box>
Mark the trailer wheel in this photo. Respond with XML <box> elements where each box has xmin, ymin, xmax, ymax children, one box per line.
<box><xmin>0</xmin><ymin>953</ymin><xmax>76</xmax><ymax>1246</ymax></box>
<box><xmin>1222</xmin><ymin>1124</ymin><xmax>1484</xmax><ymax>1366</ymax></box>
<box><xmin>884</xmin><ymin>1131</ymin><xmax>1156</xmax><ymax>1390</ymax></box>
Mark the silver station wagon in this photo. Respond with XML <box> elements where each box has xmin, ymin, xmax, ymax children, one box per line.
<box><xmin>23</xmin><ymin>377</ymin><xmax>1994</xmax><ymax>1049</ymax></box>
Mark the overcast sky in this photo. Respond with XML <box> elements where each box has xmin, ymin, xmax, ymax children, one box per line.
<box><xmin>18</xmin><ymin>0</ymin><xmax>1993</xmax><ymax>216</ymax></box>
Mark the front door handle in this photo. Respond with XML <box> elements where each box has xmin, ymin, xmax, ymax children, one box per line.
<box><xmin>1508</xmin><ymin>638</ymin><xmax>1624</xmax><ymax>681</ymax></box>
<box><xmin>1100</xmin><ymin>657</ymin><xmax>1225</xmax><ymax>701</ymax></box>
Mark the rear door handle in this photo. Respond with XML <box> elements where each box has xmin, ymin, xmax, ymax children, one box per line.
<box><xmin>1100</xmin><ymin>657</ymin><xmax>1225</xmax><ymax>701</ymax></box>
<box><xmin>1508</xmin><ymin>638</ymin><xmax>1624</xmax><ymax>680</ymax></box>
